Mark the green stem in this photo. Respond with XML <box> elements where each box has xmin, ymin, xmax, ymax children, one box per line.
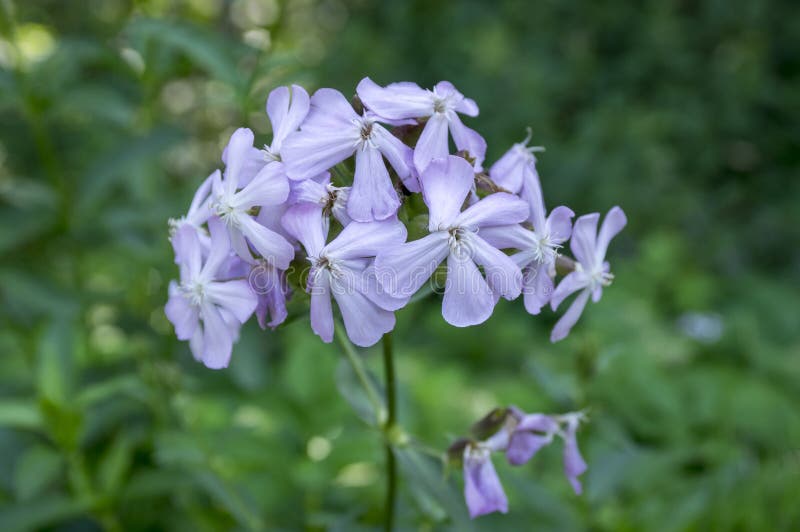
<box><xmin>334</xmin><ymin>325</ymin><xmax>386</xmax><ymax>424</ymax></box>
<box><xmin>382</xmin><ymin>332</ymin><xmax>397</xmax><ymax>532</ymax></box>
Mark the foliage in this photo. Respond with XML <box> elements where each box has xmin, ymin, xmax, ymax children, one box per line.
<box><xmin>0</xmin><ymin>0</ymin><xmax>798</xmax><ymax>530</ymax></box>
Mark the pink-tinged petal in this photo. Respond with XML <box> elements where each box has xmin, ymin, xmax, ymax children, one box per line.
<box><xmin>595</xmin><ymin>206</ymin><xmax>627</xmax><ymax>264</ymax></box>
<box><xmin>172</xmin><ymin>225</ymin><xmax>202</xmax><ymax>281</ymax></box>
<box><xmin>463</xmin><ymin>446</ymin><xmax>508</xmax><ymax>519</ymax></box>
<box><xmin>550</xmin><ymin>270</ymin><xmax>590</xmax><ymax>310</ymax></box>
<box><xmin>348</xmin><ymin>145</ymin><xmax>401</xmax><ymax>222</ymax></box>
<box><xmin>238</xmin><ymin>215</ymin><xmax>294</xmax><ymax>269</ymax></box>
<box><xmin>205</xmin><ymin>279</ymin><xmax>257</xmax><ymax>323</ymax></box>
<box><xmin>489</xmin><ymin>145</ymin><xmax>527</xmax><ymax>193</ymax></box>
<box><xmin>267</xmin><ymin>84</ymin><xmax>310</xmax><ymax>153</ymax></box>
<box><xmin>546</xmin><ymin>205</ymin><xmax>575</xmax><ymax>244</ymax></box>
<box><xmin>570</xmin><ymin>213</ymin><xmax>600</xmax><ymax>268</ymax></box>
<box><xmin>165</xmin><ymin>282</ymin><xmax>198</xmax><ymax>341</ymax></box>
<box><xmin>371</xmin><ymin>124</ymin><xmax>415</xmax><ymax>183</ymax></box>
<box><xmin>373</xmin><ymin>232</ymin><xmax>449</xmax><ymax>299</ymax></box>
<box><xmin>454</xmin><ymin>193</ymin><xmax>529</xmax><ymax>230</ymax></box>
<box><xmin>477</xmin><ymin>224</ymin><xmax>536</xmax><ymax>251</ymax></box>
<box><xmin>413</xmin><ymin>114</ymin><xmax>450</xmax><ymax>172</ymax></box>
<box><xmin>467</xmin><ymin>234</ymin><xmax>522</xmax><ymax>300</ymax></box>
<box><xmin>200</xmin><ymin>302</ymin><xmax>235</xmax><ymax>369</ymax></box>
<box><xmin>421</xmin><ymin>155</ymin><xmax>474</xmax><ymax>230</ymax></box>
<box><xmin>309</xmin><ymin>269</ymin><xmax>334</xmax><ymax>343</ymax></box>
<box><xmin>222</xmin><ymin>128</ymin><xmax>255</xmax><ymax>194</ymax></box>
<box><xmin>448</xmin><ymin>113</ymin><xmax>487</xmax><ymax>170</ymax></box>
<box><xmin>331</xmin><ymin>278</ymin><xmax>395</xmax><ymax>347</ymax></box>
<box><xmin>201</xmin><ymin>216</ymin><xmax>233</xmax><ymax>279</ymax></box>
<box><xmin>325</xmin><ymin>217</ymin><xmax>407</xmax><ymax>260</ymax></box>
<box><xmin>356</xmin><ymin>77</ymin><xmax>433</xmax><ymax>119</ymax></box>
<box><xmin>281</xmin><ymin>203</ymin><xmax>327</xmax><ymax>257</ymax></box>
<box><xmin>442</xmin><ymin>252</ymin><xmax>495</xmax><ymax>327</ymax></box>
<box><xmin>550</xmin><ymin>289</ymin><xmax>591</xmax><ymax>343</ymax></box>
<box><xmin>519</xmin><ymin>164</ymin><xmax>547</xmax><ymax>231</ymax></box>
<box><xmin>563</xmin><ymin>417</ymin><xmax>588</xmax><ymax>495</ymax></box>
<box><xmin>522</xmin><ymin>263</ymin><xmax>554</xmax><ymax>315</ymax></box>
<box><xmin>281</xmin><ymin>131</ymin><xmax>356</xmax><ymax>181</ymax></box>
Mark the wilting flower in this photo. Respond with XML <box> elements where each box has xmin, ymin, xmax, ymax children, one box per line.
<box><xmin>463</xmin><ymin>442</ymin><xmax>508</xmax><ymax>519</ymax></box>
<box><xmin>483</xmin><ymin>138</ymin><xmax>574</xmax><ymax>314</ymax></box>
<box><xmin>165</xmin><ymin>217</ymin><xmax>258</xmax><ymax>369</ymax></box>
<box><xmin>505</xmin><ymin>411</ymin><xmax>560</xmax><ymax>466</ymax></box>
<box><xmin>550</xmin><ymin>206</ymin><xmax>627</xmax><ymax>342</ymax></box>
<box><xmin>281</xmin><ymin>203</ymin><xmax>407</xmax><ymax>346</ymax></box>
<box><xmin>211</xmin><ymin>128</ymin><xmax>295</xmax><ymax>268</ymax></box>
<box><xmin>561</xmin><ymin>413</ymin><xmax>588</xmax><ymax>495</ymax></box>
<box><xmin>375</xmin><ymin>155</ymin><xmax>527</xmax><ymax>326</ymax></box>
<box><xmin>281</xmin><ymin>88</ymin><xmax>416</xmax><ymax>222</ymax></box>
<box><xmin>357</xmin><ymin>77</ymin><xmax>487</xmax><ymax>172</ymax></box>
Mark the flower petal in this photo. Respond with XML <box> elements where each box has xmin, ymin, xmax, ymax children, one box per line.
<box><xmin>172</xmin><ymin>225</ymin><xmax>202</xmax><ymax>281</ymax></box>
<box><xmin>201</xmin><ymin>216</ymin><xmax>233</xmax><ymax>280</ymax></box>
<box><xmin>165</xmin><ymin>282</ymin><xmax>198</xmax><ymax>341</ymax></box>
<box><xmin>463</xmin><ymin>446</ymin><xmax>508</xmax><ymax>519</ymax></box>
<box><xmin>238</xmin><ymin>215</ymin><xmax>295</xmax><ymax>269</ymax></box>
<box><xmin>570</xmin><ymin>213</ymin><xmax>600</xmax><ymax>268</ymax></box>
<box><xmin>348</xmin><ymin>145</ymin><xmax>401</xmax><ymax>221</ymax></box>
<box><xmin>550</xmin><ymin>288</ymin><xmax>591</xmax><ymax>342</ymax></box>
<box><xmin>519</xmin><ymin>164</ymin><xmax>547</xmax><ymax>230</ymax></box>
<box><xmin>281</xmin><ymin>203</ymin><xmax>327</xmax><ymax>257</ymax></box>
<box><xmin>595</xmin><ymin>206</ymin><xmax>627</xmax><ymax>264</ymax></box>
<box><xmin>374</xmin><ymin>232</ymin><xmax>449</xmax><ymax>299</ymax></box>
<box><xmin>467</xmin><ymin>234</ymin><xmax>522</xmax><ymax>300</ymax></box>
<box><xmin>371</xmin><ymin>123</ymin><xmax>418</xmax><ymax>190</ymax></box>
<box><xmin>448</xmin><ymin>113</ymin><xmax>486</xmax><ymax>170</ymax></box>
<box><xmin>221</xmin><ymin>128</ymin><xmax>255</xmax><ymax>194</ymax></box>
<box><xmin>309</xmin><ymin>269</ymin><xmax>334</xmax><ymax>343</ymax></box>
<box><xmin>267</xmin><ymin>84</ymin><xmax>310</xmax><ymax>153</ymax></box>
<box><xmin>356</xmin><ymin>77</ymin><xmax>433</xmax><ymax>119</ymax></box>
<box><xmin>205</xmin><ymin>279</ymin><xmax>257</xmax><ymax>323</ymax></box>
<box><xmin>421</xmin><ymin>155</ymin><xmax>474</xmax><ymax>230</ymax></box>
<box><xmin>231</xmin><ymin>162</ymin><xmax>290</xmax><ymax>210</ymax></box>
<box><xmin>550</xmin><ymin>270</ymin><xmax>589</xmax><ymax>310</ymax></box>
<box><xmin>489</xmin><ymin>144</ymin><xmax>527</xmax><ymax>193</ymax></box>
<box><xmin>522</xmin><ymin>263</ymin><xmax>553</xmax><ymax>315</ymax></box>
<box><xmin>331</xmin><ymin>276</ymin><xmax>395</xmax><ymax>347</ymax></box>
<box><xmin>413</xmin><ymin>113</ymin><xmax>450</xmax><ymax>172</ymax></box>
<box><xmin>562</xmin><ymin>417</ymin><xmax>588</xmax><ymax>495</ymax></box>
<box><xmin>442</xmin><ymin>252</ymin><xmax>495</xmax><ymax>327</ymax></box>
<box><xmin>454</xmin><ymin>193</ymin><xmax>529</xmax><ymax>230</ymax></box>
<box><xmin>325</xmin><ymin>217</ymin><xmax>407</xmax><ymax>260</ymax></box>
<box><xmin>200</xmin><ymin>302</ymin><xmax>235</xmax><ymax>369</ymax></box>
<box><xmin>477</xmin><ymin>224</ymin><xmax>536</xmax><ymax>251</ymax></box>
<box><xmin>546</xmin><ymin>205</ymin><xmax>575</xmax><ymax>244</ymax></box>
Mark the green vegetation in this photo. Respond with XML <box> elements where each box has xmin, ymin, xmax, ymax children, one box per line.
<box><xmin>1</xmin><ymin>0</ymin><xmax>798</xmax><ymax>530</ymax></box>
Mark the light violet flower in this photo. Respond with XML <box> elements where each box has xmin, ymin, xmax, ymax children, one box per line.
<box><xmin>505</xmin><ymin>412</ymin><xmax>560</xmax><ymax>466</ymax></box>
<box><xmin>281</xmin><ymin>203</ymin><xmax>407</xmax><ymax>347</ymax></box>
<box><xmin>212</xmin><ymin>128</ymin><xmax>295</xmax><ymax>269</ymax></box>
<box><xmin>463</xmin><ymin>442</ymin><xmax>508</xmax><ymax>519</ymax></box>
<box><xmin>482</xmin><ymin>140</ymin><xmax>573</xmax><ymax>314</ymax></box>
<box><xmin>165</xmin><ymin>217</ymin><xmax>258</xmax><ymax>369</ymax></box>
<box><xmin>248</xmin><ymin>259</ymin><xmax>290</xmax><ymax>330</ymax></box>
<box><xmin>168</xmin><ymin>172</ymin><xmax>214</xmax><ymax>238</ymax></box>
<box><xmin>374</xmin><ymin>156</ymin><xmax>527</xmax><ymax>327</ymax></box>
<box><xmin>281</xmin><ymin>88</ymin><xmax>416</xmax><ymax>222</ymax></box>
<box><xmin>357</xmin><ymin>77</ymin><xmax>487</xmax><ymax>172</ymax></box>
<box><xmin>290</xmin><ymin>172</ymin><xmax>352</xmax><ymax>231</ymax></box>
<box><xmin>550</xmin><ymin>206</ymin><xmax>627</xmax><ymax>342</ymax></box>
<box><xmin>561</xmin><ymin>413</ymin><xmax>588</xmax><ymax>495</ymax></box>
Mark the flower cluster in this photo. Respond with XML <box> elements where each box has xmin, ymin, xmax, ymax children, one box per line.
<box><xmin>450</xmin><ymin>407</ymin><xmax>587</xmax><ymax>519</ymax></box>
<box><xmin>165</xmin><ymin>78</ymin><xmax>626</xmax><ymax>367</ymax></box>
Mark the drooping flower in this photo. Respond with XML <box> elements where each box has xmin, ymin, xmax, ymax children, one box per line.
<box><xmin>248</xmin><ymin>259</ymin><xmax>290</xmax><ymax>330</ymax></box>
<box><xmin>281</xmin><ymin>203</ymin><xmax>407</xmax><ymax>346</ymax></box>
<box><xmin>505</xmin><ymin>411</ymin><xmax>560</xmax><ymax>466</ymax></box>
<box><xmin>281</xmin><ymin>88</ymin><xmax>416</xmax><ymax>222</ymax></box>
<box><xmin>463</xmin><ymin>443</ymin><xmax>509</xmax><ymax>519</ymax></box>
<box><xmin>561</xmin><ymin>413</ymin><xmax>588</xmax><ymax>495</ymax></box>
<box><xmin>374</xmin><ymin>155</ymin><xmax>527</xmax><ymax>327</ymax></box>
<box><xmin>211</xmin><ymin>128</ymin><xmax>295</xmax><ymax>269</ymax></box>
<box><xmin>165</xmin><ymin>217</ymin><xmax>258</xmax><ymax>369</ymax></box>
<box><xmin>550</xmin><ymin>207</ymin><xmax>627</xmax><ymax>342</ymax></box>
<box><xmin>482</xmin><ymin>138</ymin><xmax>574</xmax><ymax>314</ymax></box>
<box><xmin>357</xmin><ymin>77</ymin><xmax>487</xmax><ymax>172</ymax></box>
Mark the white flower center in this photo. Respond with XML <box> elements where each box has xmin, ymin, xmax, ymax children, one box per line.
<box><xmin>181</xmin><ymin>280</ymin><xmax>206</xmax><ymax>307</ymax></box>
<box><xmin>530</xmin><ymin>231</ymin><xmax>560</xmax><ymax>264</ymax></box>
<box><xmin>261</xmin><ymin>144</ymin><xmax>281</xmax><ymax>162</ymax></box>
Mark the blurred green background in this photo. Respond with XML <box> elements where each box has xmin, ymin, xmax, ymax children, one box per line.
<box><xmin>1</xmin><ymin>0</ymin><xmax>799</xmax><ymax>530</ymax></box>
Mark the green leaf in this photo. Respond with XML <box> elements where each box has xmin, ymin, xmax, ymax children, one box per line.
<box><xmin>0</xmin><ymin>400</ymin><xmax>43</xmax><ymax>431</ymax></box>
<box><xmin>36</xmin><ymin>319</ymin><xmax>74</xmax><ymax>406</ymax></box>
<box><xmin>97</xmin><ymin>434</ymin><xmax>134</xmax><ymax>496</ymax></box>
<box><xmin>13</xmin><ymin>445</ymin><xmax>63</xmax><ymax>501</ymax></box>
<box><xmin>0</xmin><ymin>495</ymin><xmax>90</xmax><ymax>531</ymax></box>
